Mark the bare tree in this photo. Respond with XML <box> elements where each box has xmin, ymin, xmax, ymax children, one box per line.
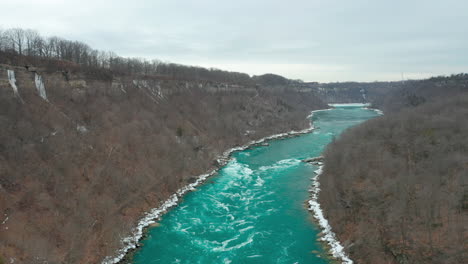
<box><xmin>6</xmin><ymin>28</ymin><xmax>26</xmax><ymax>55</ymax></box>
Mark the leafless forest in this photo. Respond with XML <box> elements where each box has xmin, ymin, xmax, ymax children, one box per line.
<box><xmin>1</xmin><ymin>27</ymin><xmax>467</xmax><ymax>264</ymax></box>
<box><xmin>0</xmin><ymin>28</ymin><xmax>328</xmax><ymax>263</ymax></box>
<box><xmin>0</xmin><ymin>28</ymin><xmax>287</xmax><ymax>85</ymax></box>
<box><xmin>320</xmin><ymin>76</ymin><xmax>468</xmax><ymax>263</ymax></box>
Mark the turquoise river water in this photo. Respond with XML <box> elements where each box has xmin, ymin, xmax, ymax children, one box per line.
<box><xmin>132</xmin><ymin>104</ymin><xmax>380</xmax><ymax>264</ymax></box>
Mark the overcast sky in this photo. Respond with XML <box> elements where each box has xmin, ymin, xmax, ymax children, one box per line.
<box><xmin>1</xmin><ymin>0</ymin><xmax>467</xmax><ymax>82</ymax></box>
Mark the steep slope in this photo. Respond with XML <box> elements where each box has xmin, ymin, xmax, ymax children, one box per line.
<box><xmin>0</xmin><ymin>64</ymin><xmax>327</xmax><ymax>264</ymax></box>
<box><xmin>319</xmin><ymin>79</ymin><xmax>468</xmax><ymax>263</ymax></box>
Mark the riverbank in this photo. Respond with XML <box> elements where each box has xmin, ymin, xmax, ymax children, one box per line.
<box><xmin>308</xmin><ymin>164</ymin><xmax>353</xmax><ymax>264</ymax></box>
<box><xmin>318</xmin><ymin>97</ymin><xmax>468</xmax><ymax>263</ymax></box>
<box><xmin>306</xmin><ymin>104</ymin><xmax>383</xmax><ymax>264</ymax></box>
<box><xmin>102</xmin><ymin>110</ymin><xmax>325</xmax><ymax>264</ymax></box>
<box><xmin>306</xmin><ymin>106</ymin><xmax>356</xmax><ymax>264</ymax></box>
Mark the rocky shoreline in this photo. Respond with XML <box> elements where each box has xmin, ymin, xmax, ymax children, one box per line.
<box><xmin>306</xmin><ymin>106</ymin><xmax>384</xmax><ymax>264</ymax></box>
<box><xmin>307</xmin><ymin>164</ymin><xmax>353</xmax><ymax>264</ymax></box>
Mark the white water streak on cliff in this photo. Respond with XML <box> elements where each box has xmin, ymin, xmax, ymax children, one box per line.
<box><xmin>34</xmin><ymin>73</ymin><xmax>48</xmax><ymax>101</ymax></box>
<box><xmin>7</xmin><ymin>70</ymin><xmax>22</xmax><ymax>102</ymax></box>
<box><xmin>101</xmin><ymin>112</ymin><xmax>318</xmax><ymax>264</ymax></box>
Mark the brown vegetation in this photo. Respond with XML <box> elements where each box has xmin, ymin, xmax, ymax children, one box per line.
<box><xmin>0</xmin><ymin>49</ymin><xmax>326</xmax><ymax>263</ymax></box>
<box><xmin>319</xmin><ymin>76</ymin><xmax>468</xmax><ymax>264</ymax></box>
<box><xmin>373</xmin><ymin>74</ymin><xmax>468</xmax><ymax>113</ymax></box>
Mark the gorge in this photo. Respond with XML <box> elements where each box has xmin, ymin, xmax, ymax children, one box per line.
<box><xmin>1</xmin><ymin>27</ymin><xmax>467</xmax><ymax>264</ymax></box>
<box><xmin>127</xmin><ymin>104</ymin><xmax>380</xmax><ymax>264</ymax></box>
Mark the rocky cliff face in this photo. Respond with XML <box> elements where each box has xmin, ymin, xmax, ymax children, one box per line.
<box><xmin>0</xmin><ymin>64</ymin><xmax>327</xmax><ymax>264</ymax></box>
<box><xmin>307</xmin><ymin>81</ymin><xmax>403</xmax><ymax>104</ymax></box>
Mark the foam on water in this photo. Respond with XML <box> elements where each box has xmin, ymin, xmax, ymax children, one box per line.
<box><xmin>258</xmin><ymin>158</ymin><xmax>301</xmax><ymax>172</ymax></box>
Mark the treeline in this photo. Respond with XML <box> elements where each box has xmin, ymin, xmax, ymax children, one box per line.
<box><xmin>0</xmin><ymin>28</ymin><xmax>253</xmax><ymax>84</ymax></box>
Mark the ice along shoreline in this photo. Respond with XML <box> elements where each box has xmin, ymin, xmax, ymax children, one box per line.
<box><xmin>308</xmin><ymin>164</ymin><xmax>353</xmax><ymax>264</ymax></box>
<box><xmin>101</xmin><ymin>109</ymin><xmax>324</xmax><ymax>264</ymax></box>
<box><xmin>307</xmin><ymin>104</ymin><xmax>383</xmax><ymax>264</ymax></box>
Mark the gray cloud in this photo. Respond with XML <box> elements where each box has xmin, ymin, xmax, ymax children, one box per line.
<box><xmin>1</xmin><ymin>0</ymin><xmax>467</xmax><ymax>81</ymax></box>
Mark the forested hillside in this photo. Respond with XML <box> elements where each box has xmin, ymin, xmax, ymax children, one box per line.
<box><xmin>372</xmin><ymin>74</ymin><xmax>468</xmax><ymax>112</ymax></box>
<box><xmin>0</xmin><ymin>29</ymin><xmax>327</xmax><ymax>264</ymax></box>
<box><xmin>319</xmin><ymin>76</ymin><xmax>468</xmax><ymax>263</ymax></box>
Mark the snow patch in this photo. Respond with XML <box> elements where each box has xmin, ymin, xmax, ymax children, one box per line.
<box><xmin>308</xmin><ymin>165</ymin><xmax>353</xmax><ymax>264</ymax></box>
<box><xmin>133</xmin><ymin>79</ymin><xmax>163</xmax><ymax>101</ymax></box>
<box><xmin>364</xmin><ymin>107</ymin><xmax>384</xmax><ymax>115</ymax></box>
<box><xmin>34</xmin><ymin>73</ymin><xmax>48</xmax><ymax>101</ymax></box>
<box><xmin>1</xmin><ymin>215</ymin><xmax>8</xmax><ymax>225</ymax></box>
<box><xmin>244</xmin><ymin>130</ymin><xmax>254</xmax><ymax>136</ymax></box>
<box><xmin>77</xmin><ymin>125</ymin><xmax>88</xmax><ymax>133</ymax></box>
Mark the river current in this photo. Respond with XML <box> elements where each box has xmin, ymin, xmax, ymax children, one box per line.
<box><xmin>132</xmin><ymin>104</ymin><xmax>380</xmax><ymax>264</ymax></box>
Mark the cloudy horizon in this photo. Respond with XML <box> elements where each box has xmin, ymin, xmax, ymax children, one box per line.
<box><xmin>1</xmin><ymin>0</ymin><xmax>467</xmax><ymax>82</ymax></box>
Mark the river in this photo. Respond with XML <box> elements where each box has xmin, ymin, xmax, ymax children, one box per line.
<box><xmin>131</xmin><ymin>104</ymin><xmax>380</xmax><ymax>264</ymax></box>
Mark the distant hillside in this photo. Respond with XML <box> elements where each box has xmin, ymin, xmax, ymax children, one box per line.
<box><xmin>305</xmin><ymin>75</ymin><xmax>468</xmax><ymax>107</ymax></box>
<box><xmin>308</xmin><ymin>81</ymin><xmax>403</xmax><ymax>104</ymax></box>
<box><xmin>372</xmin><ymin>74</ymin><xmax>468</xmax><ymax>112</ymax></box>
<box><xmin>252</xmin><ymin>73</ymin><xmax>291</xmax><ymax>86</ymax></box>
<box><xmin>319</xmin><ymin>75</ymin><xmax>468</xmax><ymax>263</ymax></box>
